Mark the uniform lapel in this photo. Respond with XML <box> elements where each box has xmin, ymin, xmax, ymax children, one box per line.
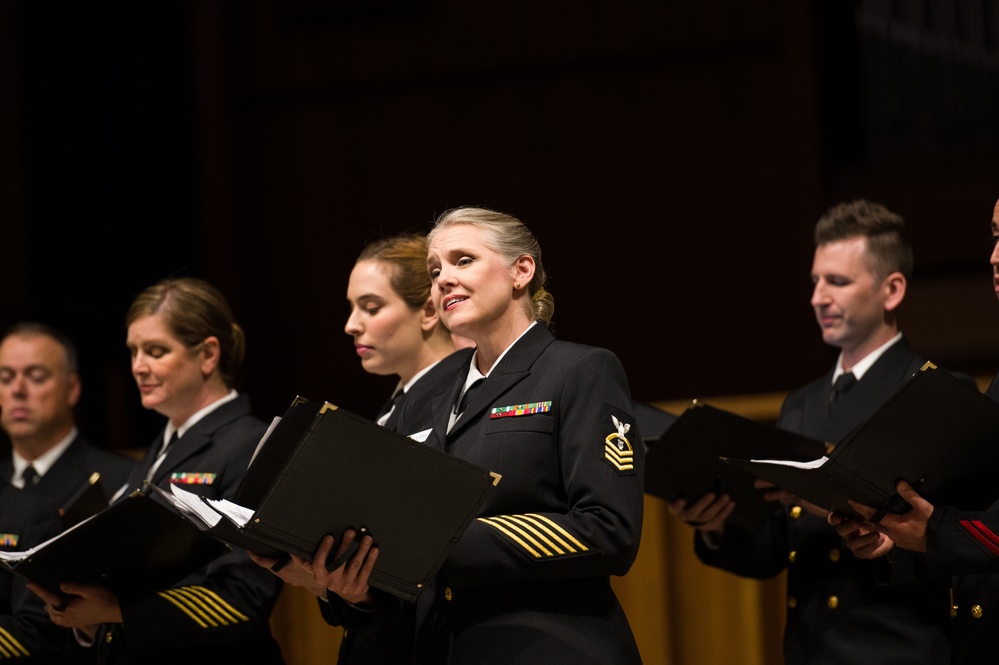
<box><xmin>149</xmin><ymin>395</ymin><xmax>251</xmax><ymax>484</ymax></box>
<box><xmin>446</xmin><ymin>325</ymin><xmax>556</xmax><ymax>440</ymax></box>
<box><xmin>150</xmin><ymin>430</ymin><xmax>213</xmax><ymax>485</ymax></box>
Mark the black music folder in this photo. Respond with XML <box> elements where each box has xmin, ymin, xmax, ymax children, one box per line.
<box><xmin>644</xmin><ymin>400</ymin><xmax>828</xmax><ymax>530</ymax></box>
<box><xmin>0</xmin><ymin>490</ymin><xmax>229</xmax><ymax>597</ymax></box>
<box><xmin>724</xmin><ymin>364</ymin><xmax>999</xmax><ymax>521</ymax></box>
<box><xmin>169</xmin><ymin>396</ymin><xmax>500</xmax><ymax>603</ymax></box>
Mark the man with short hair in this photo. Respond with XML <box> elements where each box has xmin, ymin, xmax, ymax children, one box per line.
<box><xmin>0</xmin><ymin>322</ymin><xmax>135</xmax><ymax>507</ymax></box>
<box><xmin>674</xmin><ymin>200</ymin><xmax>954</xmax><ymax>664</ymax></box>
<box><xmin>0</xmin><ymin>323</ymin><xmax>135</xmax><ymax>663</ymax></box>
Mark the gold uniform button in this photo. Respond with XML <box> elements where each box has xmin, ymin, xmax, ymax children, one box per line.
<box><xmin>972</xmin><ymin>605</ymin><xmax>983</xmax><ymax>619</ymax></box>
<box><xmin>444</xmin><ymin>587</ymin><xmax>453</xmax><ymax>602</ymax></box>
<box><xmin>787</xmin><ymin>596</ymin><xmax>797</xmax><ymax>609</ymax></box>
<box><xmin>827</xmin><ymin>596</ymin><xmax>839</xmax><ymax>610</ymax></box>
<box><xmin>788</xmin><ymin>550</ymin><xmax>797</xmax><ymax>564</ymax></box>
<box><xmin>790</xmin><ymin>506</ymin><xmax>802</xmax><ymax>520</ymax></box>
<box><xmin>343</xmin><ymin>630</ymin><xmax>349</xmax><ymax>638</ymax></box>
<box><xmin>828</xmin><ymin>548</ymin><xmax>841</xmax><ymax>563</ymax></box>
<box><xmin>951</xmin><ymin>605</ymin><xmax>959</xmax><ymax>619</ymax></box>
<box><xmin>106</xmin><ymin>632</ymin><xmax>113</xmax><ymax>644</ymax></box>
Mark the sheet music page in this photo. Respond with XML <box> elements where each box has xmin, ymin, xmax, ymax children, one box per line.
<box><xmin>0</xmin><ymin>511</ymin><xmax>99</xmax><ymax>562</ymax></box>
<box><xmin>749</xmin><ymin>455</ymin><xmax>829</xmax><ymax>469</ymax></box>
<box><xmin>248</xmin><ymin>416</ymin><xmax>282</xmax><ymax>467</ymax></box>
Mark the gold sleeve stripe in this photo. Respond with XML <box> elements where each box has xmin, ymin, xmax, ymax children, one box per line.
<box><xmin>479</xmin><ymin>513</ymin><xmax>590</xmax><ymax>557</ymax></box>
<box><xmin>158</xmin><ymin>586</ymin><xmax>249</xmax><ymax>628</ymax></box>
<box><xmin>489</xmin><ymin>515</ymin><xmax>556</xmax><ymax>556</ymax></box>
<box><xmin>0</xmin><ymin>627</ymin><xmax>29</xmax><ymax>658</ymax></box>
<box><xmin>477</xmin><ymin>517</ymin><xmax>542</xmax><ymax>557</ymax></box>
<box><xmin>157</xmin><ymin>590</ymin><xmax>212</xmax><ymax>628</ymax></box>
<box><xmin>501</xmin><ymin>515</ymin><xmax>568</xmax><ymax>554</ymax></box>
<box><xmin>524</xmin><ymin>513</ymin><xmax>589</xmax><ymax>551</ymax></box>
<box><xmin>182</xmin><ymin>585</ymin><xmax>249</xmax><ymax>622</ymax></box>
<box><xmin>509</xmin><ymin>514</ymin><xmax>577</xmax><ymax>553</ymax></box>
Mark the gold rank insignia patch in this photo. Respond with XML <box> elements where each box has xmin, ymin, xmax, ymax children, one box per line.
<box><xmin>0</xmin><ymin>533</ymin><xmax>19</xmax><ymax>547</ymax></box>
<box><xmin>604</xmin><ymin>415</ymin><xmax>634</xmax><ymax>472</ymax></box>
<box><xmin>169</xmin><ymin>472</ymin><xmax>217</xmax><ymax>485</ymax></box>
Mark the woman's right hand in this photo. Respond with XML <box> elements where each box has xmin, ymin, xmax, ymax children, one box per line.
<box><xmin>669</xmin><ymin>492</ymin><xmax>734</xmax><ymax>536</ymax></box>
<box><xmin>312</xmin><ymin>530</ymin><xmax>379</xmax><ymax>607</ymax></box>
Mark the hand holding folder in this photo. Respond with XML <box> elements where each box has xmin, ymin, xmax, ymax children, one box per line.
<box><xmin>644</xmin><ymin>400</ymin><xmax>829</xmax><ymax>531</ymax></box>
<box><xmin>724</xmin><ymin>364</ymin><xmax>999</xmax><ymax>521</ymax></box>
<box><xmin>171</xmin><ymin>396</ymin><xmax>500</xmax><ymax>603</ymax></box>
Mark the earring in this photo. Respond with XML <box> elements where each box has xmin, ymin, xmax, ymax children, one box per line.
<box><xmin>514</xmin><ymin>283</ymin><xmax>521</xmax><ymax>289</ymax></box>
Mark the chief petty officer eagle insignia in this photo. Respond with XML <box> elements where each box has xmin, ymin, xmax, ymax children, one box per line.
<box><xmin>604</xmin><ymin>415</ymin><xmax>635</xmax><ymax>472</ymax></box>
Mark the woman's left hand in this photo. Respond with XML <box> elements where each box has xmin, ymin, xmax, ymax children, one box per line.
<box><xmin>27</xmin><ymin>581</ymin><xmax>122</xmax><ymax>636</ymax></box>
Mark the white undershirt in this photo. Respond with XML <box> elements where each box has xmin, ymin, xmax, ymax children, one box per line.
<box><xmin>10</xmin><ymin>427</ymin><xmax>77</xmax><ymax>487</ymax></box>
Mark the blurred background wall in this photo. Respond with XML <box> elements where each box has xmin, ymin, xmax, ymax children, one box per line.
<box><xmin>1</xmin><ymin>1</ymin><xmax>998</xmax><ymax>663</ymax></box>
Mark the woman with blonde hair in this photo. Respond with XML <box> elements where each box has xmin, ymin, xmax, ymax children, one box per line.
<box><xmin>399</xmin><ymin>207</ymin><xmax>644</xmax><ymax>663</ymax></box>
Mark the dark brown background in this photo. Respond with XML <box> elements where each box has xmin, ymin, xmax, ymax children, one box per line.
<box><xmin>2</xmin><ymin>0</ymin><xmax>998</xmax><ymax>453</ymax></box>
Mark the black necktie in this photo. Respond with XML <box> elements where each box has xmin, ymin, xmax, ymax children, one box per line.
<box><xmin>21</xmin><ymin>465</ymin><xmax>39</xmax><ymax>487</ymax></box>
<box><xmin>383</xmin><ymin>389</ymin><xmax>407</xmax><ymax>429</ymax></box>
<box><xmin>455</xmin><ymin>379</ymin><xmax>484</xmax><ymax>417</ymax></box>
<box><xmin>830</xmin><ymin>372</ymin><xmax>857</xmax><ymax>406</ymax></box>
<box><xmin>146</xmin><ymin>431</ymin><xmax>179</xmax><ymax>480</ymax></box>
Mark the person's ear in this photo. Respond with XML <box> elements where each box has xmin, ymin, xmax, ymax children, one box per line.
<box><xmin>512</xmin><ymin>255</ymin><xmax>535</xmax><ymax>291</ymax></box>
<box><xmin>200</xmin><ymin>336</ymin><xmax>221</xmax><ymax>376</ymax></box>
<box><xmin>419</xmin><ymin>298</ymin><xmax>440</xmax><ymax>333</ymax></box>
<box><xmin>883</xmin><ymin>272</ymin><xmax>906</xmax><ymax>312</ymax></box>
<box><xmin>66</xmin><ymin>373</ymin><xmax>81</xmax><ymax>408</ymax></box>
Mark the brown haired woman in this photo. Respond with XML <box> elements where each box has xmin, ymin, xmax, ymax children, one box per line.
<box><xmin>30</xmin><ymin>277</ymin><xmax>286</xmax><ymax>665</ymax></box>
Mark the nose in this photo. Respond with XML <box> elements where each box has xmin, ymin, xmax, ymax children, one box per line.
<box><xmin>991</xmin><ymin>238</ymin><xmax>999</xmax><ymax>268</ymax></box>
<box><xmin>131</xmin><ymin>352</ymin><xmax>148</xmax><ymax>377</ymax></box>
<box><xmin>9</xmin><ymin>374</ymin><xmax>27</xmax><ymax>398</ymax></box>
<box><xmin>436</xmin><ymin>264</ymin><xmax>457</xmax><ymax>290</ymax></box>
<box><xmin>344</xmin><ymin>308</ymin><xmax>362</xmax><ymax>336</ymax></box>
<box><xmin>810</xmin><ymin>279</ymin><xmax>829</xmax><ymax>308</ymax></box>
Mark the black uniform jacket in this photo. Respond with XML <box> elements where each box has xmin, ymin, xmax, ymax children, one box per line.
<box><xmin>389</xmin><ymin>323</ymin><xmax>645</xmax><ymax>665</ymax></box>
<box><xmin>1</xmin><ymin>433</ymin><xmax>136</xmax><ymax>510</ymax></box>
<box><xmin>915</xmin><ymin>374</ymin><xmax>999</xmax><ymax>664</ymax></box>
<box><xmin>0</xmin><ymin>481</ymin><xmax>68</xmax><ymax>663</ymax></box>
<box><xmin>94</xmin><ymin>394</ymin><xmax>285</xmax><ymax>665</ymax></box>
<box><xmin>695</xmin><ymin>337</ymin><xmax>953</xmax><ymax>665</ymax></box>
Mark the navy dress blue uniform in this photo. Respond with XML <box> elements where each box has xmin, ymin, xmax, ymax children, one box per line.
<box><xmin>393</xmin><ymin>323</ymin><xmax>644</xmax><ymax>664</ymax></box>
<box><xmin>0</xmin><ymin>480</ymin><xmax>69</xmax><ymax>663</ymax></box>
<box><xmin>908</xmin><ymin>374</ymin><xmax>999</xmax><ymax>664</ymax></box>
<box><xmin>320</xmin><ymin>349</ymin><xmax>476</xmax><ymax>665</ymax></box>
<box><xmin>93</xmin><ymin>394</ymin><xmax>285</xmax><ymax>665</ymax></box>
<box><xmin>0</xmin><ymin>433</ymin><xmax>136</xmax><ymax>511</ymax></box>
<box><xmin>695</xmin><ymin>337</ymin><xmax>953</xmax><ymax>664</ymax></box>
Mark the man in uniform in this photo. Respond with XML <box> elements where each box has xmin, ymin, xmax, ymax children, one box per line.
<box><xmin>0</xmin><ymin>322</ymin><xmax>135</xmax><ymax>509</ymax></box>
<box><xmin>673</xmin><ymin>200</ymin><xmax>953</xmax><ymax>664</ymax></box>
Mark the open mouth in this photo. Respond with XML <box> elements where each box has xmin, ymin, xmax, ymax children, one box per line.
<box><xmin>443</xmin><ymin>296</ymin><xmax>468</xmax><ymax>311</ymax></box>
